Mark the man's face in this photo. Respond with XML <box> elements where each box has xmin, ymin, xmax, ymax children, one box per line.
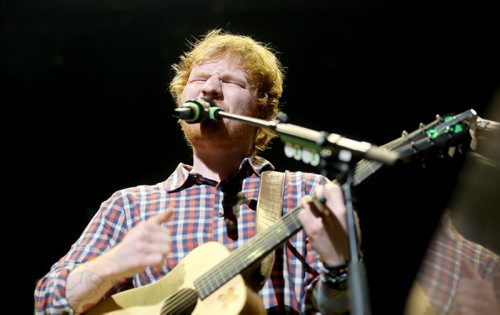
<box><xmin>180</xmin><ymin>57</ymin><xmax>259</xmax><ymax>153</ymax></box>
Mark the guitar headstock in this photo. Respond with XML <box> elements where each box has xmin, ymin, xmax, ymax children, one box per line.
<box><xmin>395</xmin><ymin>108</ymin><xmax>478</xmax><ymax>163</ymax></box>
<box><xmin>353</xmin><ymin>109</ymin><xmax>479</xmax><ymax>186</ymax></box>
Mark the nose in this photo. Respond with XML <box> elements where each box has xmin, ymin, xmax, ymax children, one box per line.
<box><xmin>201</xmin><ymin>76</ymin><xmax>222</xmax><ymax>99</ymax></box>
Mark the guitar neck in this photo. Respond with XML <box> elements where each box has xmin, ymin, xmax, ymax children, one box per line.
<box><xmin>194</xmin><ymin>108</ymin><xmax>478</xmax><ymax>300</ymax></box>
<box><xmin>354</xmin><ymin>109</ymin><xmax>476</xmax><ymax>186</ymax></box>
<box><xmin>195</xmin><ymin>158</ymin><xmax>368</xmax><ymax>299</ymax></box>
<box><xmin>195</xmin><ymin>205</ymin><xmax>303</xmax><ymax>299</ymax></box>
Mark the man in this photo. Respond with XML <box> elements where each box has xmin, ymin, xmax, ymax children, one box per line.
<box><xmin>35</xmin><ymin>29</ymin><xmax>355</xmax><ymax>314</ymax></box>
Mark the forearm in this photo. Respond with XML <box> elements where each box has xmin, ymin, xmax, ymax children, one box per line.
<box><xmin>66</xmin><ymin>255</ymin><xmax>119</xmax><ymax>313</ymax></box>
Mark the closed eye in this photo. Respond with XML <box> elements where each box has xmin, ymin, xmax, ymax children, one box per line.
<box><xmin>222</xmin><ymin>80</ymin><xmax>246</xmax><ymax>88</ymax></box>
<box><xmin>189</xmin><ymin>79</ymin><xmax>207</xmax><ymax>83</ymax></box>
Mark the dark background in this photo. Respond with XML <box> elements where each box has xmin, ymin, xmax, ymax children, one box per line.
<box><xmin>3</xmin><ymin>0</ymin><xmax>499</xmax><ymax>314</ymax></box>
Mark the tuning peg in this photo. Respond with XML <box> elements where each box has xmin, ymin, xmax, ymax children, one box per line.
<box><xmin>410</xmin><ymin>140</ymin><xmax>417</xmax><ymax>153</ymax></box>
<box><xmin>401</xmin><ymin>130</ymin><xmax>408</xmax><ymax>137</ymax></box>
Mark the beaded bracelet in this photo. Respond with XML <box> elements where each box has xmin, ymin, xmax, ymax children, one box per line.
<box><xmin>319</xmin><ymin>261</ymin><xmax>349</xmax><ymax>290</ymax></box>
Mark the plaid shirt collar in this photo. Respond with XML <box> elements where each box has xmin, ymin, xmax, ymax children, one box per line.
<box><xmin>163</xmin><ymin>155</ymin><xmax>275</xmax><ymax>192</ymax></box>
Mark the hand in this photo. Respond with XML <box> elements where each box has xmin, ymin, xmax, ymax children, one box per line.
<box><xmin>66</xmin><ymin>210</ymin><xmax>173</xmax><ymax>312</ymax></box>
<box><xmin>297</xmin><ymin>181</ymin><xmax>351</xmax><ymax>266</ymax></box>
<box><xmin>102</xmin><ymin>209</ymin><xmax>173</xmax><ymax>279</ymax></box>
<box><xmin>449</xmin><ymin>260</ymin><xmax>499</xmax><ymax>315</ymax></box>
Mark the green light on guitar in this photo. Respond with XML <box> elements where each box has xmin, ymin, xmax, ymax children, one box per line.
<box><xmin>452</xmin><ymin>124</ymin><xmax>463</xmax><ymax>134</ymax></box>
<box><xmin>445</xmin><ymin>116</ymin><xmax>465</xmax><ymax>134</ymax></box>
<box><xmin>427</xmin><ymin>129</ymin><xmax>439</xmax><ymax>139</ymax></box>
<box><xmin>426</xmin><ymin>115</ymin><xmax>465</xmax><ymax>139</ymax></box>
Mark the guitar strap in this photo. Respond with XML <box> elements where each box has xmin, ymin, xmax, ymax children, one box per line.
<box><xmin>254</xmin><ymin>170</ymin><xmax>286</xmax><ymax>289</ymax></box>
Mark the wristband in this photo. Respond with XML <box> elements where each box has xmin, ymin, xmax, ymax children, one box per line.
<box><xmin>319</xmin><ymin>261</ymin><xmax>349</xmax><ymax>290</ymax></box>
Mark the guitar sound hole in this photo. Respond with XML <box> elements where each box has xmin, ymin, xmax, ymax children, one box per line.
<box><xmin>161</xmin><ymin>288</ymin><xmax>198</xmax><ymax>315</ymax></box>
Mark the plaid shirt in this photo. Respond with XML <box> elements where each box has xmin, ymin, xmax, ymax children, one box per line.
<box><xmin>416</xmin><ymin>214</ymin><xmax>500</xmax><ymax>314</ymax></box>
<box><xmin>35</xmin><ymin>156</ymin><xmax>330</xmax><ymax>314</ymax></box>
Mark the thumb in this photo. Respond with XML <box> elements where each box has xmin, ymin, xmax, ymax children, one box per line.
<box><xmin>147</xmin><ymin>208</ymin><xmax>173</xmax><ymax>225</ymax></box>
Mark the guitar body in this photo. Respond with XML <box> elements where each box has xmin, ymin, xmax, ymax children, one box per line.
<box><xmin>86</xmin><ymin>242</ymin><xmax>265</xmax><ymax>315</ymax></box>
<box><xmin>84</xmin><ymin>109</ymin><xmax>477</xmax><ymax>315</ymax></box>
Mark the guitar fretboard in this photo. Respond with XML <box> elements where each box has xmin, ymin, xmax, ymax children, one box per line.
<box><xmin>194</xmin><ymin>205</ymin><xmax>303</xmax><ymax>299</ymax></box>
<box><xmin>194</xmin><ymin>108</ymin><xmax>477</xmax><ymax>300</ymax></box>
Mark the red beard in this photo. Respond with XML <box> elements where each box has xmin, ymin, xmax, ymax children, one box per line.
<box><xmin>181</xmin><ymin>118</ymin><xmax>257</xmax><ymax>152</ymax></box>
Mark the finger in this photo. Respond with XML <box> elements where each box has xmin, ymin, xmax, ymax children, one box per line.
<box><xmin>301</xmin><ymin>195</ymin><xmax>324</xmax><ymax>219</ymax></box>
<box><xmin>146</xmin><ymin>226</ymin><xmax>171</xmax><ymax>242</ymax></box>
<box><xmin>147</xmin><ymin>239</ymin><xmax>171</xmax><ymax>255</ymax></box>
<box><xmin>145</xmin><ymin>252</ymin><xmax>166</xmax><ymax>268</ymax></box>
<box><xmin>305</xmin><ymin>184</ymin><xmax>331</xmax><ymax>217</ymax></box>
<box><xmin>312</xmin><ymin>186</ymin><xmax>330</xmax><ymax>217</ymax></box>
<box><xmin>323</xmin><ymin>181</ymin><xmax>345</xmax><ymax>215</ymax></box>
<box><xmin>147</xmin><ymin>208</ymin><xmax>173</xmax><ymax>225</ymax></box>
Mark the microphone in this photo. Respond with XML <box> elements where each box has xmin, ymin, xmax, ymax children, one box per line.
<box><xmin>173</xmin><ymin>98</ymin><xmax>222</xmax><ymax>123</ymax></box>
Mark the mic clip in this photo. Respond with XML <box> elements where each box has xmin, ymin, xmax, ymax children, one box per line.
<box><xmin>174</xmin><ymin>98</ymin><xmax>220</xmax><ymax>123</ymax></box>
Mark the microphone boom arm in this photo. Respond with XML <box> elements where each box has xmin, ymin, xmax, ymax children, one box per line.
<box><xmin>214</xmin><ymin>109</ymin><xmax>399</xmax><ymax>166</ymax></box>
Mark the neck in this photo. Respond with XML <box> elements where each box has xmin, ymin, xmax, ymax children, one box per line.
<box><xmin>191</xmin><ymin>147</ymin><xmax>252</xmax><ymax>182</ymax></box>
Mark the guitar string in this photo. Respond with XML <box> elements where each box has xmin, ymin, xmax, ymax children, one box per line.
<box><xmin>194</xmin><ymin>209</ymin><xmax>302</xmax><ymax>297</ymax></box>
<box><xmin>161</xmin><ymin>288</ymin><xmax>198</xmax><ymax>314</ymax></box>
<box><xmin>187</xmin><ymin>113</ymin><xmax>474</xmax><ymax>298</ymax></box>
<box><xmin>354</xmin><ymin>115</ymin><xmax>445</xmax><ymax>183</ymax></box>
<box><xmin>360</xmin><ymin>110</ymin><xmax>474</xmax><ymax>182</ymax></box>
<box><xmin>196</xmin><ymin>111</ymin><xmax>472</xmax><ymax>293</ymax></box>
<box><xmin>161</xmin><ymin>111</ymin><xmax>475</xmax><ymax>311</ymax></box>
<box><xmin>194</xmin><ymin>119</ymin><xmax>434</xmax><ymax>295</ymax></box>
<box><xmin>159</xmin><ymin>215</ymin><xmax>299</xmax><ymax>312</ymax></box>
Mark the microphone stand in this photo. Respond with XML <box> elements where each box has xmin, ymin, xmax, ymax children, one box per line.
<box><xmin>343</xmin><ymin>166</ymin><xmax>371</xmax><ymax>315</ymax></box>
<box><xmin>207</xmin><ymin>108</ymin><xmax>399</xmax><ymax>315</ymax></box>
<box><xmin>300</xmin><ymin>138</ymin><xmax>372</xmax><ymax>315</ymax></box>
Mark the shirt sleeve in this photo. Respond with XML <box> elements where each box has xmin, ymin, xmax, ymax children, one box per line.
<box><xmin>34</xmin><ymin>191</ymin><xmax>130</xmax><ymax>314</ymax></box>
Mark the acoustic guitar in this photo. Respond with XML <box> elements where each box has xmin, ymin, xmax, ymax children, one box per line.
<box><xmin>87</xmin><ymin>109</ymin><xmax>477</xmax><ymax>315</ymax></box>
